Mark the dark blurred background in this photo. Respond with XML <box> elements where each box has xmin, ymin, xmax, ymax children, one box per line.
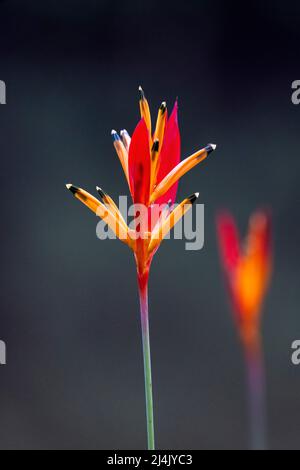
<box><xmin>0</xmin><ymin>0</ymin><xmax>299</xmax><ymax>450</ymax></box>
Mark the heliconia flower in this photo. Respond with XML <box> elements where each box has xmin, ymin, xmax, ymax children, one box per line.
<box><xmin>216</xmin><ymin>209</ymin><xmax>272</xmax><ymax>450</ymax></box>
<box><xmin>66</xmin><ymin>87</ymin><xmax>216</xmax><ymax>450</ymax></box>
<box><xmin>66</xmin><ymin>88</ymin><xmax>216</xmax><ymax>269</ymax></box>
<box><xmin>216</xmin><ymin>210</ymin><xmax>272</xmax><ymax>348</ymax></box>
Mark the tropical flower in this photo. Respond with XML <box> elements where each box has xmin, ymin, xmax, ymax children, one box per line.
<box><xmin>216</xmin><ymin>210</ymin><xmax>272</xmax><ymax>348</ymax></box>
<box><xmin>66</xmin><ymin>87</ymin><xmax>216</xmax><ymax>449</ymax></box>
<box><xmin>216</xmin><ymin>209</ymin><xmax>272</xmax><ymax>449</ymax></box>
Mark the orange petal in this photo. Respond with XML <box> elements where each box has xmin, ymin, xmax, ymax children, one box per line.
<box><xmin>112</xmin><ymin>130</ymin><xmax>130</xmax><ymax>186</ymax></box>
<box><xmin>139</xmin><ymin>86</ymin><xmax>152</xmax><ymax>138</ymax></box>
<box><xmin>66</xmin><ymin>184</ymin><xmax>133</xmax><ymax>248</ymax></box>
<box><xmin>150</xmin><ymin>144</ymin><xmax>216</xmax><ymax>203</ymax></box>
<box><xmin>148</xmin><ymin>193</ymin><xmax>199</xmax><ymax>253</ymax></box>
<box><xmin>150</xmin><ymin>102</ymin><xmax>167</xmax><ymax>190</ymax></box>
<box><xmin>235</xmin><ymin>211</ymin><xmax>272</xmax><ymax>326</ymax></box>
<box><xmin>155</xmin><ymin>101</ymin><xmax>181</xmax><ymax>207</ymax></box>
<box><xmin>96</xmin><ymin>186</ymin><xmax>128</xmax><ymax>230</ymax></box>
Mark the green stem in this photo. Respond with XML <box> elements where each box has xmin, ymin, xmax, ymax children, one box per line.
<box><xmin>138</xmin><ymin>272</ymin><xmax>155</xmax><ymax>450</ymax></box>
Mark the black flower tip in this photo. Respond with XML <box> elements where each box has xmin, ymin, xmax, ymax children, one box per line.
<box><xmin>205</xmin><ymin>143</ymin><xmax>217</xmax><ymax>154</ymax></box>
<box><xmin>96</xmin><ymin>186</ymin><xmax>106</xmax><ymax>198</ymax></box>
<box><xmin>138</xmin><ymin>85</ymin><xmax>145</xmax><ymax>100</ymax></box>
<box><xmin>151</xmin><ymin>139</ymin><xmax>159</xmax><ymax>152</ymax></box>
<box><xmin>188</xmin><ymin>192</ymin><xmax>200</xmax><ymax>204</ymax></box>
<box><xmin>160</xmin><ymin>101</ymin><xmax>167</xmax><ymax>113</ymax></box>
<box><xmin>66</xmin><ymin>184</ymin><xmax>79</xmax><ymax>195</ymax></box>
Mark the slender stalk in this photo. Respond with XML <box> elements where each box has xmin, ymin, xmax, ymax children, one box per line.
<box><xmin>244</xmin><ymin>333</ymin><xmax>267</xmax><ymax>450</ymax></box>
<box><xmin>138</xmin><ymin>271</ymin><xmax>155</xmax><ymax>450</ymax></box>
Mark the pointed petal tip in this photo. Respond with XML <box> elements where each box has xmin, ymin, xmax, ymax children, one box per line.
<box><xmin>151</xmin><ymin>138</ymin><xmax>159</xmax><ymax>152</ymax></box>
<box><xmin>189</xmin><ymin>193</ymin><xmax>199</xmax><ymax>204</ymax></box>
<box><xmin>138</xmin><ymin>85</ymin><xmax>145</xmax><ymax>100</ymax></box>
<box><xmin>66</xmin><ymin>184</ymin><xmax>78</xmax><ymax>195</ymax></box>
<box><xmin>206</xmin><ymin>143</ymin><xmax>217</xmax><ymax>154</ymax></box>
<box><xmin>96</xmin><ymin>186</ymin><xmax>105</xmax><ymax>198</ymax></box>
<box><xmin>249</xmin><ymin>209</ymin><xmax>271</xmax><ymax>232</ymax></box>
<box><xmin>160</xmin><ymin>101</ymin><xmax>167</xmax><ymax>113</ymax></box>
<box><xmin>111</xmin><ymin>129</ymin><xmax>120</xmax><ymax>141</ymax></box>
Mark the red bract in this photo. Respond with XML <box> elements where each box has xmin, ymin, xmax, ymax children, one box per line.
<box><xmin>128</xmin><ymin>118</ymin><xmax>151</xmax><ymax>205</ymax></box>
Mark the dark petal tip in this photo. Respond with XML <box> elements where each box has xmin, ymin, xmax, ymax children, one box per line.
<box><xmin>66</xmin><ymin>184</ymin><xmax>79</xmax><ymax>195</ymax></box>
<box><xmin>205</xmin><ymin>143</ymin><xmax>217</xmax><ymax>154</ymax></box>
<box><xmin>151</xmin><ymin>139</ymin><xmax>159</xmax><ymax>152</ymax></box>
<box><xmin>160</xmin><ymin>101</ymin><xmax>167</xmax><ymax>113</ymax></box>
<box><xmin>111</xmin><ymin>130</ymin><xmax>120</xmax><ymax>142</ymax></box>
<box><xmin>188</xmin><ymin>192</ymin><xmax>199</xmax><ymax>204</ymax></box>
<box><xmin>138</xmin><ymin>86</ymin><xmax>145</xmax><ymax>100</ymax></box>
<box><xmin>96</xmin><ymin>186</ymin><xmax>106</xmax><ymax>198</ymax></box>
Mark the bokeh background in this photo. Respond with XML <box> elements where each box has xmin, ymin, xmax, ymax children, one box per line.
<box><xmin>0</xmin><ymin>0</ymin><xmax>299</xmax><ymax>450</ymax></box>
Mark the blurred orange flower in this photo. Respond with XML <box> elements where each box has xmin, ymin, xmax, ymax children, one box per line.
<box><xmin>216</xmin><ymin>210</ymin><xmax>272</xmax><ymax>349</ymax></box>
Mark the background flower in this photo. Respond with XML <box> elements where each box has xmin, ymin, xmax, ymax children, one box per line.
<box><xmin>216</xmin><ymin>210</ymin><xmax>272</xmax><ymax>348</ymax></box>
<box><xmin>217</xmin><ymin>209</ymin><xmax>272</xmax><ymax>449</ymax></box>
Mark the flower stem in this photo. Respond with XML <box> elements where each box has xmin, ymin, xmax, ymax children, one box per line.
<box><xmin>138</xmin><ymin>272</ymin><xmax>155</xmax><ymax>450</ymax></box>
<box><xmin>245</xmin><ymin>334</ymin><xmax>267</xmax><ymax>450</ymax></box>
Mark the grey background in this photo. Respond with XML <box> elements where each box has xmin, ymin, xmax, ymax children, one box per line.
<box><xmin>0</xmin><ymin>0</ymin><xmax>299</xmax><ymax>449</ymax></box>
